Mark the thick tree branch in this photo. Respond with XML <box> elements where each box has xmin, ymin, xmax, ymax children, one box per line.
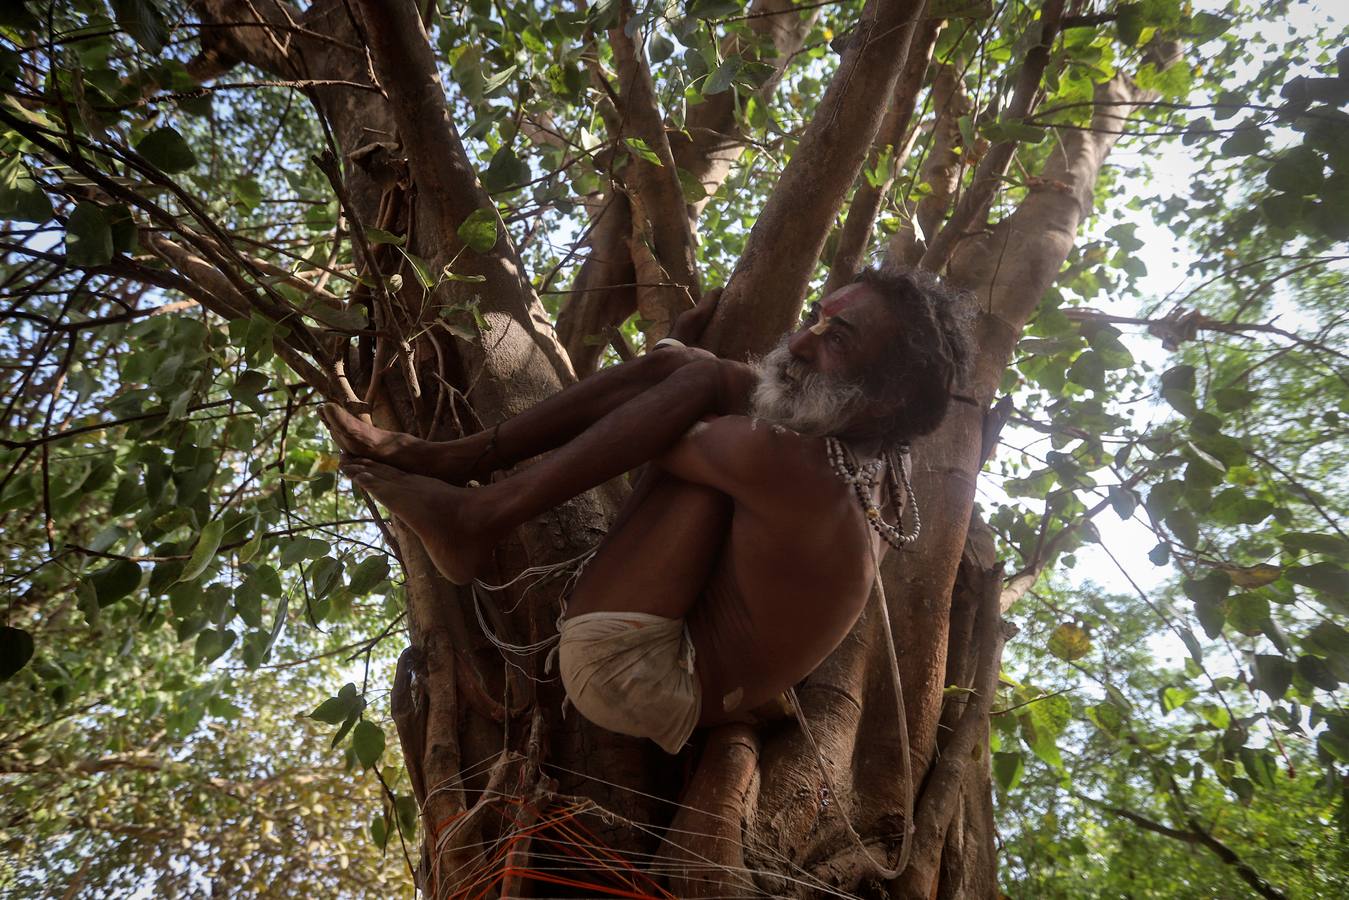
<box><xmin>555</xmin><ymin>195</ymin><xmax>638</xmax><ymax>374</ymax></box>
<box><xmin>351</xmin><ymin>0</ymin><xmax>575</xmax><ymax>391</ymax></box>
<box><xmin>656</xmin><ymin>724</ymin><xmax>761</xmax><ymax>898</ymax></box>
<box><xmin>823</xmin><ymin>18</ymin><xmax>941</xmax><ymax>294</ymax></box>
<box><xmin>896</xmin><ymin>559</ymin><xmax>1004</xmax><ymax>898</ymax></box>
<box><xmin>558</xmin><ymin>1</ymin><xmax>817</xmax><ymax>373</ymax></box>
<box><xmin>703</xmin><ymin>0</ymin><xmax>930</xmax><ymax>360</ymax></box>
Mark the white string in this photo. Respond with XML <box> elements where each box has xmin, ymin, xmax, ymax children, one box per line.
<box><xmin>468</xmin><ymin>547</ymin><xmax>598</xmax><ymax>662</ymax></box>
<box><xmin>787</xmin><ymin>534</ymin><xmax>914</xmax><ymax>880</ymax></box>
<box><xmin>542</xmin><ymin>762</ymin><xmax>863</xmax><ymax>898</ymax></box>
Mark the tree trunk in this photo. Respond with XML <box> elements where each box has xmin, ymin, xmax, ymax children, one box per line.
<box><xmin>183</xmin><ymin>2</ymin><xmax>1179</xmax><ymax>896</ymax></box>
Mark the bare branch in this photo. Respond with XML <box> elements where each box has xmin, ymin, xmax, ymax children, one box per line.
<box><xmin>607</xmin><ymin>2</ymin><xmax>702</xmax><ymax>342</ymax></box>
<box><xmin>1083</xmin><ymin>798</ymin><xmax>1289</xmax><ymax>900</ymax></box>
<box><xmin>921</xmin><ymin>0</ymin><xmax>1067</xmax><ymax>272</ymax></box>
<box><xmin>914</xmin><ymin>61</ymin><xmax>974</xmax><ymax>249</ymax></box>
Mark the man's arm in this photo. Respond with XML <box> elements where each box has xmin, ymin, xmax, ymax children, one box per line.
<box><xmin>656</xmin><ymin>414</ymin><xmax>818</xmax><ymax>501</ymax></box>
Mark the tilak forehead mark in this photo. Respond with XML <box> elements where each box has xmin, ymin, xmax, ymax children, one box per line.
<box><xmin>820</xmin><ymin>284</ymin><xmax>866</xmax><ymax>315</ymax></box>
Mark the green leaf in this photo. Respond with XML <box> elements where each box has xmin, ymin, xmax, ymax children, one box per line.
<box><xmin>1194</xmin><ymin>595</ymin><xmax>1225</xmax><ymax>640</ymax></box>
<box><xmin>90</xmin><ymin>559</ymin><xmax>142</xmax><ymax>606</ymax></box>
<box><xmin>395</xmin><ymin>248</ymin><xmax>435</xmax><ymax>290</ymax></box>
<box><xmin>624</xmin><ymin>137</ymin><xmax>664</xmax><ymax>167</ymax></box>
<box><xmin>480</xmin><ymin>146</ymin><xmax>529</xmax><ymax>193</ymax></box>
<box><xmin>1178</xmin><ymin>628</ymin><xmax>1204</xmax><ymax>665</ymax></box>
<box><xmin>370</xmin><ymin>814</ymin><xmax>389</xmax><ymax>849</ymax></box>
<box><xmin>311</xmin><ymin>683</ymin><xmax>364</xmax><ymax>725</ymax></box>
<box><xmin>1161</xmin><ymin>686</ymin><xmax>1196</xmax><ymax>713</ymax></box>
<box><xmin>178</xmin><ymin>519</ymin><xmax>225</xmax><ymax>583</ymax></box>
<box><xmin>957</xmin><ymin>114</ymin><xmax>975</xmax><ymax>149</ymax></box>
<box><xmin>1086</xmin><ymin>702</ymin><xmax>1124</xmax><ymax>738</ymax></box>
<box><xmin>1227</xmin><ymin>593</ymin><xmax>1270</xmax><ymax>636</ymax></box>
<box><xmin>1047</xmin><ymin>623</ymin><xmax>1091</xmax><ymax>661</ymax></box>
<box><xmin>1183</xmin><ymin>571</ymin><xmax>1230</xmax><ymax>605</ymax></box>
<box><xmin>194</xmin><ymin>627</ymin><xmax>235</xmax><ymax>665</ymax></box>
<box><xmin>676</xmin><ymin>167</ymin><xmax>708</xmax><ymax>202</ymax></box>
<box><xmin>309</xmin><ymin>697</ymin><xmax>351</xmax><ymax>725</ymax></box>
<box><xmin>1252</xmin><ymin>654</ymin><xmax>1293</xmax><ymax>700</ymax></box>
<box><xmin>65</xmin><ymin>201</ymin><xmax>114</xmax><ymax>267</ymax></box>
<box><xmin>983</xmin><ymin>120</ymin><xmax>1048</xmax><ymax>145</ymax></box>
<box><xmin>1306</xmin><ymin>621</ymin><xmax>1349</xmax><ymax>658</ymax></box>
<box><xmin>105</xmin><ymin>203</ymin><xmax>137</xmax><ymax>254</ymax></box>
<box><xmin>1266</xmin><ymin>146</ymin><xmax>1323</xmax><ymax>195</ymax></box>
<box><xmin>280</xmin><ymin>538</ymin><xmax>329</xmax><ymax>568</ymax></box>
<box><xmin>348</xmin><ymin>556</ymin><xmax>390</xmax><ymax>595</ymax></box>
<box><xmin>1278</xmin><ymin>532</ymin><xmax>1349</xmax><ymax>559</ymax></box>
<box><xmin>1219</xmin><ymin>125</ymin><xmax>1268</xmax><ymax>158</ymax></box>
<box><xmin>704</xmin><ymin>56</ymin><xmax>741</xmax><ymax>95</ymax></box>
<box><xmin>1108</xmin><ymin>485</ymin><xmax>1137</xmax><ymax>520</ymax></box>
<box><xmin>363</xmin><ymin>227</ymin><xmax>405</xmax><ymax>246</ymax></box>
<box><xmin>1240</xmin><ymin>747</ymin><xmax>1278</xmax><ymax>790</ymax></box>
<box><xmin>457</xmin><ymin>207</ymin><xmax>499</xmax><ymax>254</ymax></box>
<box><xmin>993</xmin><ymin>751</ymin><xmax>1024</xmax><ymax>791</ymax></box>
<box><xmin>1297</xmin><ymin>654</ymin><xmax>1338</xmax><ymax>690</ymax></box>
<box><xmin>1287</xmin><ymin>562</ymin><xmax>1349</xmax><ymax>597</ymax></box>
<box><xmin>352</xmin><ymin>719</ymin><xmax>385</xmax><ymax>769</ymax></box>
<box><xmin>135</xmin><ymin>126</ymin><xmax>197</xmax><ymax>174</ymax></box>
<box><xmin>0</xmin><ymin>174</ymin><xmax>53</xmax><ymax>223</ymax></box>
<box><xmin>0</xmin><ymin>625</ymin><xmax>35</xmax><ymax>681</ymax></box>
<box><xmin>1115</xmin><ymin>3</ymin><xmax>1144</xmax><ymax>45</ymax></box>
<box><xmin>310</xmin><ymin>555</ymin><xmax>342</xmax><ymax>599</ymax></box>
<box><xmin>1021</xmin><ymin>692</ymin><xmax>1071</xmax><ymax>771</ymax></box>
<box><xmin>395</xmin><ymin>795</ymin><xmax>419</xmax><ymax>835</ymax></box>
<box><xmin>482</xmin><ymin>64</ymin><xmax>518</xmax><ymax>96</ymax></box>
<box><xmin>1262</xmin><ymin>192</ymin><xmax>1304</xmax><ymax>229</ymax></box>
<box><xmin>111</xmin><ymin>0</ymin><xmax>170</xmax><ymax>53</ymax></box>
<box><xmin>229</xmin><ymin>370</ymin><xmax>269</xmax><ymax>414</ymax></box>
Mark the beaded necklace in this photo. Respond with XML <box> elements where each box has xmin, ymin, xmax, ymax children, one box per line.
<box><xmin>824</xmin><ymin>436</ymin><xmax>921</xmax><ymax>549</ymax></box>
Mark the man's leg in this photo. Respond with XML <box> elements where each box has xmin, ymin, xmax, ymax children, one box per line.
<box><xmin>341</xmin><ymin>357</ymin><xmax>754</xmax><ymax>585</ymax></box>
<box><xmin>564</xmin><ymin>469</ymin><xmax>731</xmax><ymax>620</ymax></box>
<box><xmin>324</xmin><ymin>346</ymin><xmax>736</xmax><ymax>483</ymax></box>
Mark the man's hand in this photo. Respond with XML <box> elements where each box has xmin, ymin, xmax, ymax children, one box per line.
<box><xmin>667</xmin><ymin>287</ymin><xmax>722</xmax><ymax>347</ymax></box>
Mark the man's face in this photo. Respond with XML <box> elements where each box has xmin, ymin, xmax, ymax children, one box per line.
<box><xmin>749</xmin><ymin>283</ymin><xmax>893</xmax><ymax>436</ymax></box>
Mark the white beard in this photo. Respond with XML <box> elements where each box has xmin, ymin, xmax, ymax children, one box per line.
<box><xmin>749</xmin><ymin>338</ymin><xmax>865</xmax><ymax>437</ymax></box>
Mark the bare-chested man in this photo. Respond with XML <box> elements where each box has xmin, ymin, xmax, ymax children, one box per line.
<box><xmin>323</xmin><ymin>267</ymin><xmax>969</xmax><ymax>753</ymax></box>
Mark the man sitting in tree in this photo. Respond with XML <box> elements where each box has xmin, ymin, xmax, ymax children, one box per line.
<box><xmin>323</xmin><ymin>268</ymin><xmax>970</xmax><ymax>754</ymax></box>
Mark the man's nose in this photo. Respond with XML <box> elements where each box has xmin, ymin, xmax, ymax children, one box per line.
<box><xmin>787</xmin><ymin>327</ymin><xmax>815</xmax><ymax>361</ymax></box>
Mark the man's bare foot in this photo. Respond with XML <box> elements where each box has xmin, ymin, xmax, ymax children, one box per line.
<box><xmin>320</xmin><ymin>404</ymin><xmax>484</xmax><ymax>484</ymax></box>
<box><xmin>340</xmin><ymin>457</ymin><xmax>499</xmax><ymax>585</ymax></box>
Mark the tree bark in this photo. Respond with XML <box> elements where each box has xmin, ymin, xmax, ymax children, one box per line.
<box><xmin>171</xmin><ymin>5</ymin><xmax>1185</xmax><ymax>897</ymax></box>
